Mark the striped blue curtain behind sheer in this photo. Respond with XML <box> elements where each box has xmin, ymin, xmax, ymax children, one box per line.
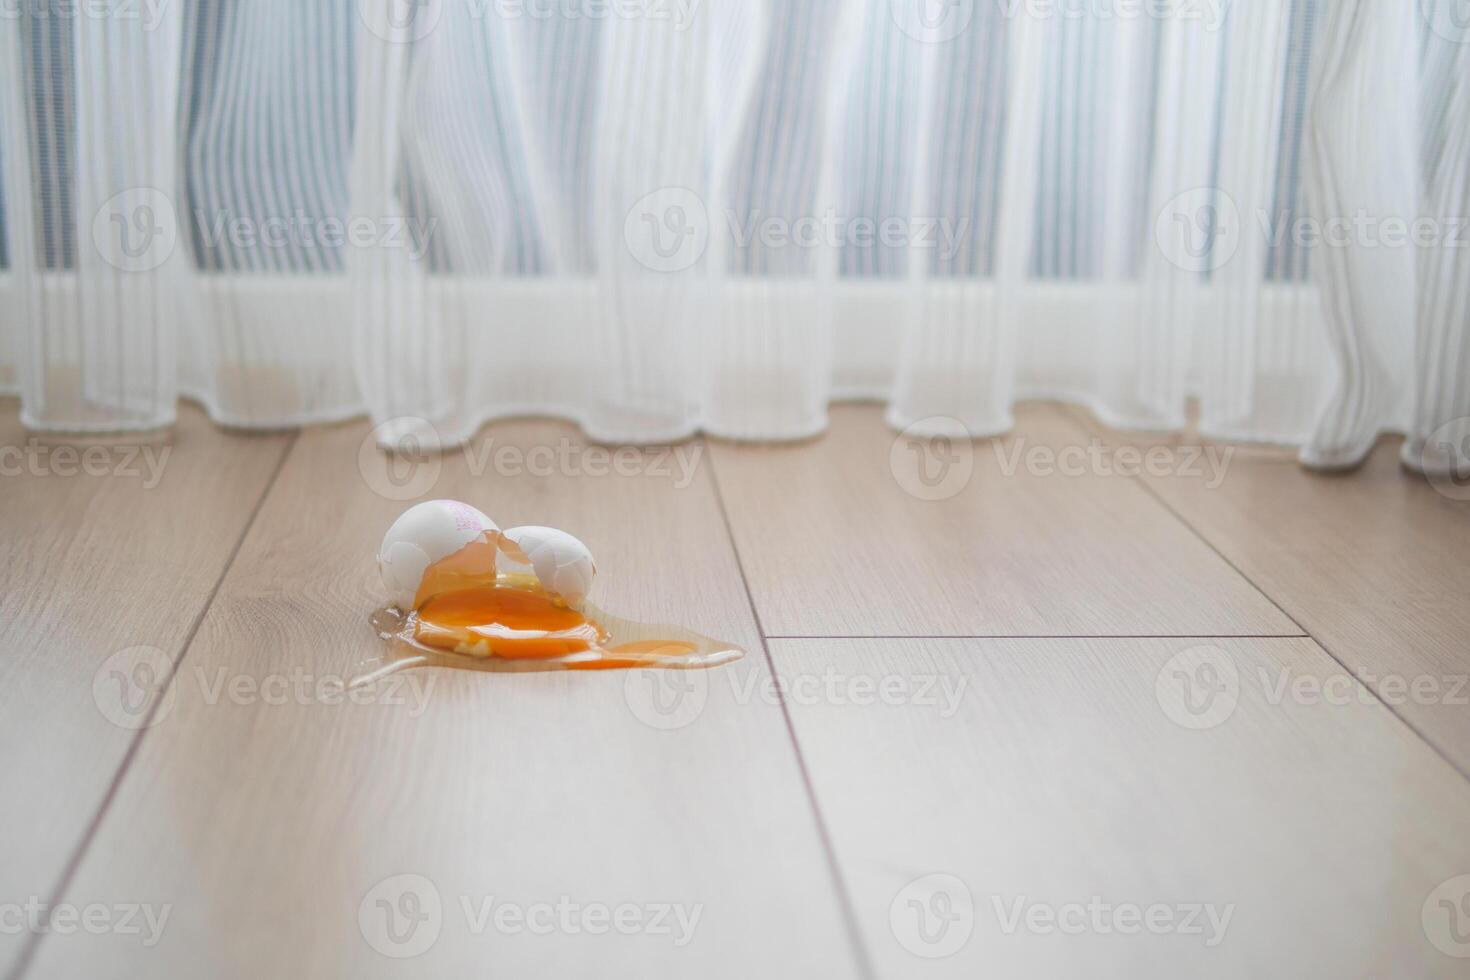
<box><xmin>17</xmin><ymin>14</ymin><xmax>79</xmax><ymax>272</ymax></box>
<box><xmin>724</xmin><ymin>0</ymin><xmax>839</xmax><ymax>279</ymax></box>
<box><xmin>4</xmin><ymin>1</ymin><xmax>1330</xmax><ymax>282</ymax></box>
<box><xmin>7</xmin><ymin>4</ymin><xmax>354</xmax><ymax>276</ymax></box>
<box><xmin>1265</xmin><ymin>0</ymin><xmax>1317</xmax><ymax>283</ymax></box>
<box><xmin>181</xmin><ymin>1</ymin><xmax>354</xmax><ymax>275</ymax></box>
<box><xmin>0</xmin><ymin>1</ymin><xmax>1334</xmax><ymax>282</ymax></box>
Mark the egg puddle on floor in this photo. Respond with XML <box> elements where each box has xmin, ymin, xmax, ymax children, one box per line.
<box><xmin>350</xmin><ymin>500</ymin><xmax>742</xmax><ymax>688</ymax></box>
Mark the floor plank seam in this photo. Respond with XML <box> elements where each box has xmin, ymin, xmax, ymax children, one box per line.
<box><xmin>1132</xmin><ymin>474</ymin><xmax>1470</xmax><ymax>786</ymax></box>
<box><xmin>764</xmin><ymin>634</ymin><xmax>1313</xmax><ymax>640</ymax></box>
<box><xmin>5</xmin><ymin>430</ymin><xmax>300</xmax><ymax>980</ymax></box>
<box><xmin>1053</xmin><ymin>407</ymin><xmax>1470</xmax><ymax>787</ymax></box>
<box><xmin>704</xmin><ymin>442</ymin><xmax>878</xmax><ymax>980</ymax></box>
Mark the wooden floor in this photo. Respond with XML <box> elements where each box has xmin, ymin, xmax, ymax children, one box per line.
<box><xmin>3</xmin><ymin>399</ymin><xmax>1469</xmax><ymax>979</ymax></box>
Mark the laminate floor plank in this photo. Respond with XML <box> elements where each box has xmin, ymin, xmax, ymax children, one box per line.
<box><xmin>1063</xmin><ymin>406</ymin><xmax>1470</xmax><ymax>777</ymax></box>
<box><xmin>0</xmin><ymin>402</ymin><xmax>292</xmax><ymax>975</ymax></box>
<box><xmin>708</xmin><ymin>405</ymin><xmax>1297</xmax><ymax>638</ymax></box>
<box><xmin>773</xmin><ymin>635</ymin><xmax>1470</xmax><ymax>979</ymax></box>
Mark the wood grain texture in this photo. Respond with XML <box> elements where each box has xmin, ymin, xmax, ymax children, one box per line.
<box><xmin>773</xmin><ymin>636</ymin><xmax>1470</xmax><ymax>980</ymax></box>
<box><xmin>1063</xmin><ymin>406</ymin><xmax>1470</xmax><ymax>777</ymax></box>
<box><xmin>708</xmin><ymin>404</ymin><xmax>1297</xmax><ymax>637</ymax></box>
<box><xmin>0</xmin><ymin>403</ymin><xmax>292</xmax><ymax>975</ymax></box>
<box><xmin>23</xmin><ymin>419</ymin><xmax>856</xmax><ymax>980</ymax></box>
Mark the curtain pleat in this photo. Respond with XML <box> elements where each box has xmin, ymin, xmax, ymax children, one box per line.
<box><xmin>1301</xmin><ymin>0</ymin><xmax>1418</xmax><ymax>467</ymax></box>
<box><xmin>1407</xmin><ymin>4</ymin><xmax>1470</xmax><ymax>478</ymax></box>
<box><xmin>6</xmin><ymin>1</ymin><xmax>184</xmax><ymax>430</ymax></box>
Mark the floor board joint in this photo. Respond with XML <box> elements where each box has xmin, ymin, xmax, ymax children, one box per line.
<box><xmin>704</xmin><ymin>441</ymin><xmax>878</xmax><ymax>980</ymax></box>
<box><xmin>5</xmin><ymin>430</ymin><xmax>300</xmax><ymax>980</ymax></box>
<box><xmin>1054</xmin><ymin>404</ymin><xmax>1470</xmax><ymax>785</ymax></box>
<box><xmin>765</xmin><ymin>633</ymin><xmax>1313</xmax><ymax>640</ymax></box>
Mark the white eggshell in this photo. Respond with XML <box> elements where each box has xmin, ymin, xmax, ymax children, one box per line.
<box><xmin>379</xmin><ymin>500</ymin><xmax>498</xmax><ymax>609</ymax></box>
<box><xmin>499</xmin><ymin>526</ymin><xmax>597</xmax><ymax>603</ymax></box>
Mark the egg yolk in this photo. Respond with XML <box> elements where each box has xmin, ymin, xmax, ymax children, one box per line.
<box><xmin>410</xmin><ymin>579</ymin><xmax>705</xmax><ymax>668</ymax></box>
<box><xmin>415</xmin><ymin>586</ymin><xmax>607</xmax><ymax>659</ymax></box>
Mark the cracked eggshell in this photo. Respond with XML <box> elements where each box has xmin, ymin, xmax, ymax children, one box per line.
<box><xmin>379</xmin><ymin>500</ymin><xmax>498</xmax><ymax>609</ymax></box>
<box><xmin>499</xmin><ymin>526</ymin><xmax>597</xmax><ymax>604</ymax></box>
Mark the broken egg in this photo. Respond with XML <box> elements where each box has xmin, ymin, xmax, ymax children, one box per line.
<box><xmin>498</xmin><ymin>526</ymin><xmax>597</xmax><ymax>606</ymax></box>
<box><xmin>357</xmin><ymin>499</ymin><xmax>742</xmax><ymax>681</ymax></box>
<box><xmin>377</xmin><ymin>499</ymin><xmax>499</xmax><ymax>610</ymax></box>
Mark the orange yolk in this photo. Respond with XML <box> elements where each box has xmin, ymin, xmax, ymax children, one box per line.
<box><xmin>386</xmin><ymin>534</ymin><xmax>720</xmax><ymax>672</ymax></box>
<box><xmin>411</xmin><ymin>585</ymin><xmax>703</xmax><ymax>668</ymax></box>
<box><xmin>415</xmin><ymin>587</ymin><xmax>607</xmax><ymax>659</ymax></box>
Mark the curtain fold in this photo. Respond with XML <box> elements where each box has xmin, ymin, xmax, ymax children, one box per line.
<box><xmin>1409</xmin><ymin>1</ymin><xmax>1470</xmax><ymax>478</ymax></box>
<box><xmin>1300</xmin><ymin>0</ymin><xmax>1417</xmax><ymax>468</ymax></box>
<box><xmin>1</xmin><ymin>0</ymin><xmax>1466</xmax><ymax>476</ymax></box>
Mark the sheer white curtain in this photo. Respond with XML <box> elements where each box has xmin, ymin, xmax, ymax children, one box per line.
<box><xmin>2</xmin><ymin>0</ymin><xmax>1467</xmax><ymax>474</ymax></box>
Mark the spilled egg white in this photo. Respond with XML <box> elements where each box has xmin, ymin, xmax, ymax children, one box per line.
<box><xmin>499</xmin><ymin>526</ymin><xmax>597</xmax><ymax>605</ymax></box>
<box><xmin>378</xmin><ymin>500</ymin><xmax>498</xmax><ymax>609</ymax></box>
